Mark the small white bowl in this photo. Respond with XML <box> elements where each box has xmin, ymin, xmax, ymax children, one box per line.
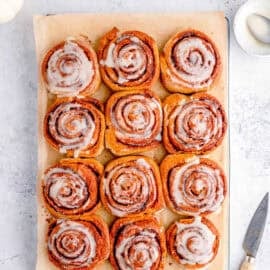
<box><xmin>233</xmin><ymin>0</ymin><xmax>270</xmax><ymax>57</ymax></box>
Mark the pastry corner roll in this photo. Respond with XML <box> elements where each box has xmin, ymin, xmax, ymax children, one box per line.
<box><xmin>100</xmin><ymin>155</ymin><xmax>164</xmax><ymax>217</ymax></box>
<box><xmin>166</xmin><ymin>216</ymin><xmax>219</xmax><ymax>268</ymax></box>
<box><xmin>163</xmin><ymin>93</ymin><xmax>227</xmax><ymax>154</ymax></box>
<box><xmin>42</xmin><ymin>158</ymin><xmax>103</xmax><ymax>219</ymax></box>
<box><xmin>105</xmin><ymin>89</ymin><xmax>163</xmax><ymax>155</ymax></box>
<box><xmin>47</xmin><ymin>216</ymin><xmax>110</xmax><ymax>269</ymax></box>
<box><xmin>110</xmin><ymin>215</ymin><xmax>166</xmax><ymax>270</ymax></box>
<box><xmin>98</xmin><ymin>27</ymin><xmax>160</xmax><ymax>91</ymax></box>
<box><xmin>160</xmin><ymin>154</ymin><xmax>227</xmax><ymax>216</ymax></box>
<box><xmin>44</xmin><ymin>97</ymin><xmax>105</xmax><ymax>158</ymax></box>
<box><xmin>160</xmin><ymin>29</ymin><xmax>221</xmax><ymax>94</ymax></box>
<box><xmin>41</xmin><ymin>36</ymin><xmax>100</xmax><ymax>97</ymax></box>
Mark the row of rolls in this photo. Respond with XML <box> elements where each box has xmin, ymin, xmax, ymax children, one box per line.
<box><xmin>44</xmin><ymin>154</ymin><xmax>226</xmax><ymax>269</ymax></box>
<box><xmin>42</xmin><ymin>27</ymin><xmax>221</xmax><ymax>97</ymax></box>
<box><xmin>44</xmin><ymin>90</ymin><xmax>227</xmax><ymax>158</ymax></box>
<box><xmin>41</xmin><ymin>27</ymin><xmax>226</xmax><ymax>270</ymax></box>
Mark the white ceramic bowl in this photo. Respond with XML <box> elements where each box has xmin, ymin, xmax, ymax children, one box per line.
<box><xmin>233</xmin><ymin>0</ymin><xmax>270</xmax><ymax>57</ymax></box>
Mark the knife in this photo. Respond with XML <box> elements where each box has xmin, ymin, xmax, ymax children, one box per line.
<box><xmin>240</xmin><ymin>192</ymin><xmax>269</xmax><ymax>270</ymax></box>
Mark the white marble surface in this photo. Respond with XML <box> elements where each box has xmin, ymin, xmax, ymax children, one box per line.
<box><xmin>0</xmin><ymin>0</ymin><xmax>269</xmax><ymax>269</ymax></box>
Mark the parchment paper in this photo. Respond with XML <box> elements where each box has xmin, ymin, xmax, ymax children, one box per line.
<box><xmin>33</xmin><ymin>12</ymin><xmax>228</xmax><ymax>270</ymax></box>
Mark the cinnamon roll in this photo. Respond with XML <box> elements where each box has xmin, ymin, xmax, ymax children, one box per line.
<box><xmin>98</xmin><ymin>27</ymin><xmax>160</xmax><ymax>91</ymax></box>
<box><xmin>163</xmin><ymin>93</ymin><xmax>227</xmax><ymax>154</ymax></box>
<box><xmin>100</xmin><ymin>156</ymin><xmax>164</xmax><ymax>217</ymax></box>
<box><xmin>166</xmin><ymin>217</ymin><xmax>219</xmax><ymax>268</ymax></box>
<box><xmin>160</xmin><ymin>154</ymin><xmax>227</xmax><ymax>216</ymax></box>
<box><xmin>110</xmin><ymin>216</ymin><xmax>166</xmax><ymax>270</ymax></box>
<box><xmin>42</xmin><ymin>158</ymin><xmax>103</xmax><ymax>218</ymax></box>
<box><xmin>47</xmin><ymin>216</ymin><xmax>110</xmax><ymax>269</ymax></box>
<box><xmin>44</xmin><ymin>97</ymin><xmax>105</xmax><ymax>158</ymax></box>
<box><xmin>41</xmin><ymin>37</ymin><xmax>100</xmax><ymax>97</ymax></box>
<box><xmin>160</xmin><ymin>30</ymin><xmax>221</xmax><ymax>94</ymax></box>
<box><xmin>105</xmin><ymin>90</ymin><xmax>163</xmax><ymax>155</ymax></box>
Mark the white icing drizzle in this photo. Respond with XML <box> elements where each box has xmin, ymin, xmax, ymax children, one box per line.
<box><xmin>168</xmin><ymin>36</ymin><xmax>217</xmax><ymax>89</ymax></box>
<box><xmin>46</xmin><ymin>40</ymin><xmax>94</xmax><ymax>96</ymax></box>
<box><xmin>174</xmin><ymin>217</ymin><xmax>216</xmax><ymax>265</ymax></box>
<box><xmin>169</xmin><ymin>158</ymin><xmax>225</xmax><ymax>214</ymax></box>
<box><xmin>169</xmin><ymin>97</ymin><xmax>224</xmax><ymax>151</ymax></box>
<box><xmin>115</xmin><ymin>226</ymin><xmax>160</xmax><ymax>270</ymax></box>
<box><xmin>44</xmin><ymin>167</ymin><xmax>91</xmax><ymax>210</ymax></box>
<box><xmin>48</xmin><ymin>220</ymin><xmax>96</xmax><ymax>267</ymax></box>
<box><xmin>48</xmin><ymin>102</ymin><xmax>96</xmax><ymax>156</ymax></box>
<box><xmin>111</xmin><ymin>93</ymin><xmax>162</xmax><ymax>146</ymax></box>
<box><xmin>103</xmin><ymin>158</ymin><xmax>157</xmax><ymax>217</ymax></box>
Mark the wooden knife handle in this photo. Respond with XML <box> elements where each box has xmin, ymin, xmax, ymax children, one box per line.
<box><xmin>240</xmin><ymin>256</ymin><xmax>255</xmax><ymax>270</ymax></box>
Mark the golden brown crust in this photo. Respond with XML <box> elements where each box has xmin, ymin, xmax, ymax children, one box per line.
<box><xmin>163</xmin><ymin>93</ymin><xmax>227</xmax><ymax>154</ymax></box>
<box><xmin>110</xmin><ymin>216</ymin><xmax>166</xmax><ymax>270</ymax></box>
<box><xmin>44</xmin><ymin>97</ymin><xmax>105</xmax><ymax>158</ymax></box>
<box><xmin>100</xmin><ymin>155</ymin><xmax>164</xmax><ymax>217</ymax></box>
<box><xmin>105</xmin><ymin>89</ymin><xmax>163</xmax><ymax>155</ymax></box>
<box><xmin>160</xmin><ymin>154</ymin><xmax>227</xmax><ymax>216</ymax></box>
<box><xmin>166</xmin><ymin>217</ymin><xmax>219</xmax><ymax>269</ymax></box>
<box><xmin>42</xmin><ymin>158</ymin><xmax>103</xmax><ymax>219</ymax></box>
<box><xmin>98</xmin><ymin>27</ymin><xmax>160</xmax><ymax>91</ymax></box>
<box><xmin>160</xmin><ymin>29</ymin><xmax>221</xmax><ymax>94</ymax></box>
<box><xmin>41</xmin><ymin>37</ymin><xmax>100</xmax><ymax>97</ymax></box>
<box><xmin>47</xmin><ymin>216</ymin><xmax>110</xmax><ymax>270</ymax></box>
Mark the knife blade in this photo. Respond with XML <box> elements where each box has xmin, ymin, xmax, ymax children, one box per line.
<box><xmin>240</xmin><ymin>192</ymin><xmax>269</xmax><ymax>270</ymax></box>
<box><xmin>243</xmin><ymin>192</ymin><xmax>269</xmax><ymax>258</ymax></box>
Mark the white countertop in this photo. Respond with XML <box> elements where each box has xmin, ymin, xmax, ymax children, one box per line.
<box><xmin>0</xmin><ymin>0</ymin><xmax>269</xmax><ymax>269</ymax></box>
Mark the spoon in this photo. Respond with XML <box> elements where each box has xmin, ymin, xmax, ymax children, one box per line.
<box><xmin>247</xmin><ymin>13</ymin><xmax>270</xmax><ymax>44</ymax></box>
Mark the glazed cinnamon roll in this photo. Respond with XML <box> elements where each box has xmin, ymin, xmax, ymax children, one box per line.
<box><xmin>160</xmin><ymin>30</ymin><xmax>221</xmax><ymax>94</ymax></box>
<box><xmin>160</xmin><ymin>154</ymin><xmax>227</xmax><ymax>216</ymax></box>
<box><xmin>100</xmin><ymin>156</ymin><xmax>164</xmax><ymax>217</ymax></box>
<box><xmin>163</xmin><ymin>93</ymin><xmax>227</xmax><ymax>154</ymax></box>
<box><xmin>42</xmin><ymin>158</ymin><xmax>103</xmax><ymax>218</ymax></box>
<box><xmin>98</xmin><ymin>27</ymin><xmax>159</xmax><ymax>91</ymax></box>
<box><xmin>110</xmin><ymin>216</ymin><xmax>166</xmax><ymax>270</ymax></box>
<box><xmin>47</xmin><ymin>216</ymin><xmax>110</xmax><ymax>270</ymax></box>
<box><xmin>166</xmin><ymin>217</ymin><xmax>219</xmax><ymax>268</ymax></box>
<box><xmin>105</xmin><ymin>90</ymin><xmax>163</xmax><ymax>155</ymax></box>
<box><xmin>44</xmin><ymin>98</ymin><xmax>105</xmax><ymax>158</ymax></box>
<box><xmin>41</xmin><ymin>37</ymin><xmax>100</xmax><ymax>97</ymax></box>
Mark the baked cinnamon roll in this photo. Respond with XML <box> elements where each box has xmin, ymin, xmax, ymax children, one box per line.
<box><xmin>41</xmin><ymin>37</ymin><xmax>100</xmax><ymax>97</ymax></box>
<box><xmin>110</xmin><ymin>216</ymin><xmax>166</xmax><ymax>270</ymax></box>
<box><xmin>166</xmin><ymin>216</ymin><xmax>219</xmax><ymax>268</ymax></box>
<box><xmin>160</xmin><ymin>154</ymin><xmax>227</xmax><ymax>215</ymax></box>
<box><xmin>98</xmin><ymin>27</ymin><xmax>159</xmax><ymax>91</ymax></box>
<box><xmin>163</xmin><ymin>93</ymin><xmax>227</xmax><ymax>154</ymax></box>
<box><xmin>42</xmin><ymin>158</ymin><xmax>103</xmax><ymax>218</ymax></box>
<box><xmin>100</xmin><ymin>155</ymin><xmax>164</xmax><ymax>217</ymax></box>
<box><xmin>44</xmin><ymin>98</ymin><xmax>105</xmax><ymax>157</ymax></box>
<box><xmin>105</xmin><ymin>90</ymin><xmax>163</xmax><ymax>155</ymax></box>
<box><xmin>47</xmin><ymin>216</ymin><xmax>110</xmax><ymax>269</ymax></box>
<box><xmin>160</xmin><ymin>30</ymin><xmax>221</xmax><ymax>94</ymax></box>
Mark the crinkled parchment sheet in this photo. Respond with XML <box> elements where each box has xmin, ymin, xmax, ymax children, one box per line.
<box><xmin>33</xmin><ymin>12</ymin><xmax>228</xmax><ymax>270</ymax></box>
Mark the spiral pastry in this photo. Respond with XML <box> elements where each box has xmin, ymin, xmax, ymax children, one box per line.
<box><xmin>105</xmin><ymin>90</ymin><xmax>163</xmax><ymax>155</ymax></box>
<box><xmin>42</xmin><ymin>158</ymin><xmax>103</xmax><ymax>218</ymax></box>
<box><xmin>163</xmin><ymin>93</ymin><xmax>227</xmax><ymax>154</ymax></box>
<box><xmin>44</xmin><ymin>98</ymin><xmax>105</xmax><ymax>158</ymax></box>
<box><xmin>160</xmin><ymin>30</ymin><xmax>221</xmax><ymax>94</ymax></box>
<box><xmin>47</xmin><ymin>217</ymin><xmax>110</xmax><ymax>270</ymax></box>
<box><xmin>160</xmin><ymin>154</ymin><xmax>227</xmax><ymax>216</ymax></box>
<box><xmin>41</xmin><ymin>37</ymin><xmax>100</xmax><ymax>97</ymax></box>
<box><xmin>110</xmin><ymin>216</ymin><xmax>166</xmax><ymax>270</ymax></box>
<box><xmin>166</xmin><ymin>217</ymin><xmax>219</xmax><ymax>268</ymax></box>
<box><xmin>100</xmin><ymin>156</ymin><xmax>163</xmax><ymax>217</ymax></box>
<box><xmin>98</xmin><ymin>27</ymin><xmax>160</xmax><ymax>91</ymax></box>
